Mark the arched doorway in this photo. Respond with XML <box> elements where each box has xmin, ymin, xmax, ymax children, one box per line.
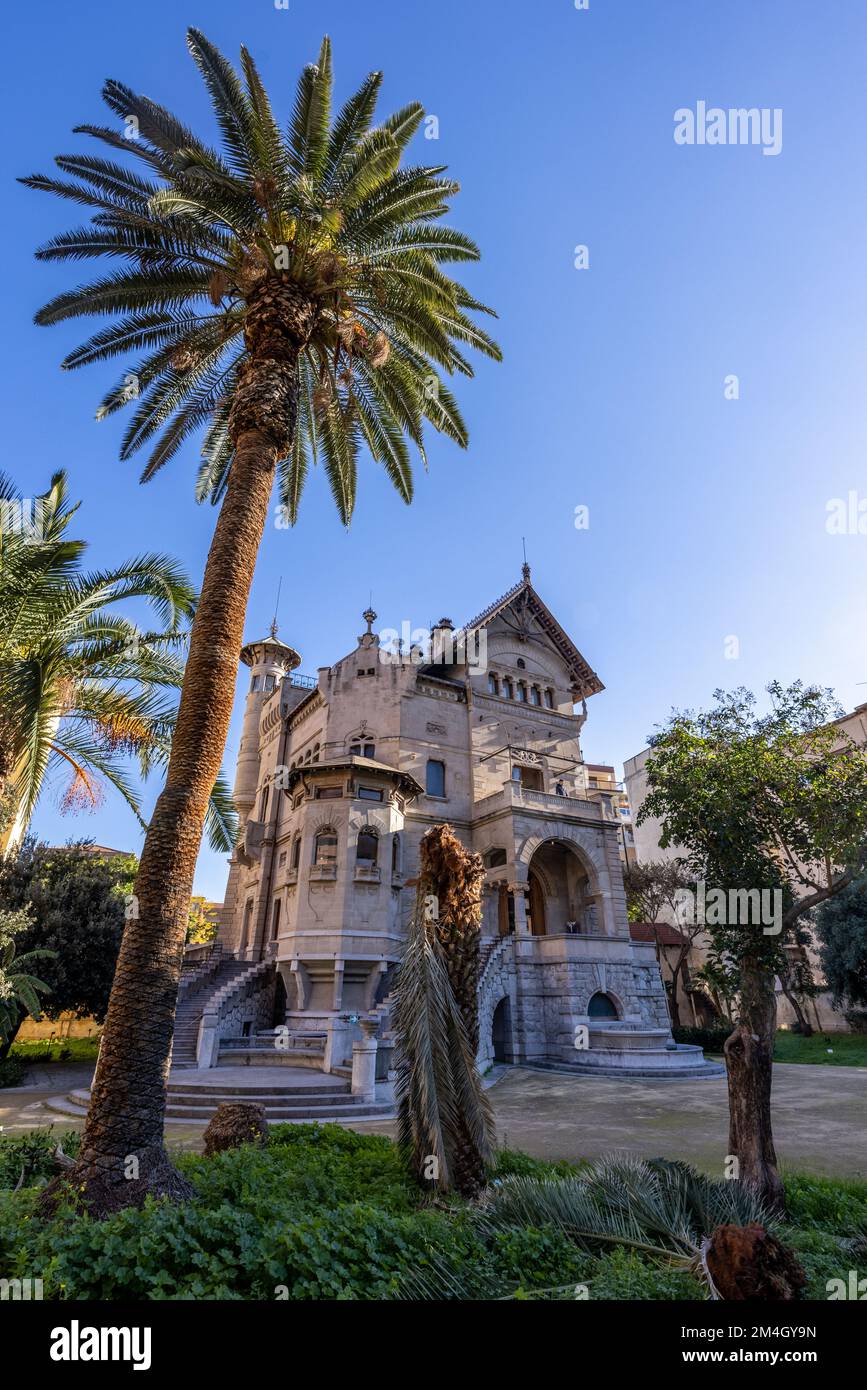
<box><xmin>525</xmin><ymin>840</ymin><xmax>596</xmax><ymax>936</ymax></box>
<box><xmin>492</xmin><ymin>996</ymin><xmax>511</xmax><ymax>1062</ymax></box>
<box><xmin>588</xmin><ymin>991</ymin><xmax>619</xmax><ymax>1019</ymax></box>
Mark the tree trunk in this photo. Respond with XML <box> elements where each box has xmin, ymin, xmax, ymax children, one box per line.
<box><xmin>723</xmin><ymin>958</ymin><xmax>785</xmax><ymax>1215</ymax></box>
<box><xmin>778</xmin><ymin>967</ymin><xmax>813</xmax><ymax>1036</ymax></box>
<box><xmin>41</xmin><ymin>278</ymin><xmax>313</xmax><ymax>1215</ymax></box>
<box><xmin>418</xmin><ymin>825</ymin><xmax>485</xmax><ymax>1052</ymax></box>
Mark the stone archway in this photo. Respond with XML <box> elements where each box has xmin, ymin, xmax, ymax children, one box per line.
<box><xmin>524</xmin><ymin>839</ymin><xmax>598</xmax><ymax>936</ymax></box>
<box><xmin>491</xmin><ymin>996</ymin><xmax>511</xmax><ymax>1061</ymax></box>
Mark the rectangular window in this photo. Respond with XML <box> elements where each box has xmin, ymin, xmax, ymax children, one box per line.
<box><xmin>426</xmin><ymin>759</ymin><xmax>446</xmax><ymax>798</ymax></box>
<box><xmin>278</xmin><ymin>851</ymin><xmax>287</xmax><ymax>868</ymax></box>
<box><xmin>271</xmin><ymin>898</ymin><xmax>281</xmax><ymax>939</ymax></box>
<box><xmin>316</xmin><ymin>786</ymin><xmax>341</xmax><ymax>799</ymax></box>
<box><xmin>358</xmin><ymin>786</ymin><xmax>383</xmax><ymax>801</ymax></box>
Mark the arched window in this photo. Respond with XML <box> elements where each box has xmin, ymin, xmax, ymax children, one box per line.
<box><xmin>588</xmin><ymin>992</ymin><xmax>619</xmax><ymax>1019</ymax></box>
<box><xmin>426</xmin><ymin>759</ymin><xmax>446</xmax><ymax>797</ymax></box>
<box><xmin>488</xmin><ymin>672</ymin><xmax>499</xmax><ymax>695</ymax></box>
<box><xmin>259</xmin><ymin>784</ymin><xmax>270</xmax><ymax>820</ymax></box>
<box><xmin>530</xmin><ymin>685</ymin><xmax>541</xmax><ymax>705</ymax></box>
<box><xmin>544</xmin><ymin>688</ymin><xmax>554</xmax><ymax>709</ymax></box>
<box><xmin>291</xmin><ymin>835</ymin><xmax>301</xmax><ymax>870</ymax></box>
<box><xmin>314</xmin><ymin>828</ymin><xmax>338</xmax><ymax>865</ymax></box>
<box><xmin>485</xmin><ymin>847</ymin><xmax>507</xmax><ymax>868</ymax></box>
<box><xmin>502</xmin><ymin>677</ymin><xmax>514</xmax><ymax>699</ymax></box>
<box><xmin>516</xmin><ymin>658</ymin><xmax>526</xmax><ymax>669</ymax></box>
<box><xmin>516</xmin><ymin>682</ymin><xmax>527</xmax><ymax>703</ymax></box>
<box><xmin>356</xmin><ymin>829</ymin><xmax>378</xmax><ymax>864</ymax></box>
<box><xmin>391</xmin><ymin>834</ymin><xmax>401</xmax><ymax>875</ymax></box>
<box><xmin>312</xmin><ymin>743</ymin><xmax>320</xmax><ymax>763</ymax></box>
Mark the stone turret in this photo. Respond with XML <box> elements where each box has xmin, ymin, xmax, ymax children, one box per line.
<box><xmin>232</xmin><ymin>624</ymin><xmax>301</xmax><ymax>824</ymax></box>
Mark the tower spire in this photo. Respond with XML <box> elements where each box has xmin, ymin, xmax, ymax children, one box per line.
<box><xmin>521</xmin><ymin>537</ymin><xmax>531</xmax><ymax>584</ymax></box>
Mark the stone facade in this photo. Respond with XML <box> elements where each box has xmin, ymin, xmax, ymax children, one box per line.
<box><xmin>218</xmin><ymin>569</ymin><xmax>677</xmax><ymax>1069</ymax></box>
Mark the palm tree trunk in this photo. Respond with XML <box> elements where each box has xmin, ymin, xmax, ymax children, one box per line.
<box><xmin>44</xmin><ymin>427</ymin><xmax>277</xmax><ymax>1210</ymax></box>
<box><xmin>723</xmin><ymin>957</ymin><xmax>785</xmax><ymax>1215</ymax></box>
<box><xmin>42</xmin><ymin>280</ymin><xmax>313</xmax><ymax>1214</ymax></box>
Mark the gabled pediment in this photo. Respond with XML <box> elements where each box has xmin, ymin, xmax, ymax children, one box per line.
<box><xmin>465</xmin><ymin>570</ymin><xmax>603</xmax><ymax>700</ymax></box>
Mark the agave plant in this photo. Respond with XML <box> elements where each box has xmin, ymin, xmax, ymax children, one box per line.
<box><xmin>24</xmin><ymin>28</ymin><xmax>499</xmax><ymax>1211</ymax></box>
<box><xmin>0</xmin><ymin>470</ymin><xmax>236</xmax><ymax>856</ymax></box>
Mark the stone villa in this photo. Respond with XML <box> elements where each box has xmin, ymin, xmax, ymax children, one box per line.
<box><xmin>203</xmin><ymin>567</ymin><xmax>714</xmax><ymax>1080</ymax></box>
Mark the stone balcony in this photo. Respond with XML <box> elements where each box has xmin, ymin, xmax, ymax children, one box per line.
<box><xmin>473</xmin><ymin>781</ymin><xmax>603</xmax><ymax>823</ymax></box>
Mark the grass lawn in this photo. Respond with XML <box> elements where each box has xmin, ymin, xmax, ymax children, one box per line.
<box><xmin>1</xmin><ymin>1124</ymin><xmax>863</xmax><ymax>1301</ymax></box>
<box><xmin>773</xmin><ymin>1031</ymin><xmax>867</xmax><ymax>1067</ymax></box>
<box><xmin>8</xmin><ymin>1036</ymin><xmax>100</xmax><ymax>1067</ymax></box>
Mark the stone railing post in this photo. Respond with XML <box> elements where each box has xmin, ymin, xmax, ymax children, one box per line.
<box><xmin>324</xmin><ymin>1017</ymin><xmax>349</xmax><ymax>1074</ymax></box>
<box><xmin>196</xmin><ymin>1009</ymin><xmax>220</xmax><ymax>1069</ymax></box>
<box><xmin>351</xmin><ymin>1020</ymin><xmax>378</xmax><ymax>1102</ymax></box>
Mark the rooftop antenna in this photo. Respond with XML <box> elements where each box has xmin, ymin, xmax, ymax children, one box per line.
<box><xmin>269</xmin><ymin>577</ymin><xmax>282</xmax><ymax>638</ymax></box>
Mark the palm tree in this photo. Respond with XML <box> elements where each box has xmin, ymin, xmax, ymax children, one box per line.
<box><xmin>394</xmin><ymin>899</ymin><xmax>494</xmax><ymax>1201</ymax></box>
<box><xmin>417</xmin><ymin>824</ymin><xmax>486</xmax><ymax>1052</ymax></box>
<box><xmin>0</xmin><ymin>907</ymin><xmax>53</xmax><ymax>1046</ymax></box>
<box><xmin>24</xmin><ymin>29</ymin><xmax>500</xmax><ymax>1210</ymax></box>
<box><xmin>0</xmin><ymin>470</ymin><xmax>237</xmax><ymax>856</ymax></box>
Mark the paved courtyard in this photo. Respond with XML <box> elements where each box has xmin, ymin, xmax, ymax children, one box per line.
<box><xmin>2</xmin><ymin>1062</ymin><xmax>864</xmax><ymax>1179</ymax></box>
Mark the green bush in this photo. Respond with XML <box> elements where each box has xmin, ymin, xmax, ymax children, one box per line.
<box><xmin>0</xmin><ymin>1056</ymin><xmax>25</xmax><ymax>1089</ymax></box>
<box><xmin>672</xmin><ymin>1024</ymin><xmax>731</xmax><ymax>1052</ymax></box>
<box><xmin>0</xmin><ymin>1126</ymin><xmax>80</xmax><ymax>1188</ymax></box>
<box><xmin>0</xmin><ymin>1124</ymin><xmax>858</xmax><ymax>1301</ymax></box>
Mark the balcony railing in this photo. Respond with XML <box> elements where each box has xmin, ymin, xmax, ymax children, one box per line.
<box><xmin>473</xmin><ymin>781</ymin><xmax>601</xmax><ymax>821</ymax></box>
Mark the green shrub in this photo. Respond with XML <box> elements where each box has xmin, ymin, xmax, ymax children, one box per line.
<box><xmin>0</xmin><ymin>1126</ymin><xmax>80</xmax><ymax>1188</ymax></box>
<box><xmin>0</xmin><ymin>1125</ymin><xmax>858</xmax><ymax>1302</ymax></box>
<box><xmin>0</xmin><ymin>1056</ymin><xmax>25</xmax><ymax>1089</ymax></box>
<box><xmin>672</xmin><ymin>1024</ymin><xmax>731</xmax><ymax>1052</ymax></box>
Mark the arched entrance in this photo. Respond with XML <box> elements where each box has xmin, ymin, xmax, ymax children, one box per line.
<box><xmin>525</xmin><ymin>840</ymin><xmax>597</xmax><ymax>936</ymax></box>
<box><xmin>491</xmin><ymin>996</ymin><xmax>511</xmax><ymax>1062</ymax></box>
<box><xmin>588</xmin><ymin>991</ymin><xmax>619</xmax><ymax>1019</ymax></box>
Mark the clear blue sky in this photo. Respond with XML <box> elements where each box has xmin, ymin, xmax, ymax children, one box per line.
<box><xmin>7</xmin><ymin>0</ymin><xmax>867</xmax><ymax>900</ymax></box>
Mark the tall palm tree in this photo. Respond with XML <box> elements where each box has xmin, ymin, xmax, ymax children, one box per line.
<box><xmin>24</xmin><ymin>29</ymin><xmax>500</xmax><ymax>1210</ymax></box>
<box><xmin>0</xmin><ymin>470</ymin><xmax>236</xmax><ymax>856</ymax></box>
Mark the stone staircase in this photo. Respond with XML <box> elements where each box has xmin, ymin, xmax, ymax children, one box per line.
<box><xmin>44</xmin><ymin>1076</ymin><xmax>392</xmax><ymax>1125</ymax></box>
<box><xmin>172</xmin><ymin>956</ymin><xmax>255</xmax><ymax>1068</ymax></box>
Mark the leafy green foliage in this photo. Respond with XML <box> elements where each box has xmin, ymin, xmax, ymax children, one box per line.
<box><xmin>0</xmin><ymin>472</ymin><xmax>237</xmax><ymax>853</ymax></box>
<box><xmin>0</xmin><ymin>841</ymin><xmax>133</xmax><ymax>1046</ymax></box>
<box><xmin>0</xmin><ymin>1126</ymin><xmax>855</xmax><ymax>1300</ymax></box>
<box><xmin>815</xmin><ymin>875</ymin><xmax>867</xmax><ymax>1012</ymax></box>
<box><xmin>0</xmin><ymin>907</ymin><xmax>53</xmax><ymax>1044</ymax></box>
<box><xmin>640</xmin><ymin>682</ymin><xmax>867</xmax><ymax>975</ymax></box>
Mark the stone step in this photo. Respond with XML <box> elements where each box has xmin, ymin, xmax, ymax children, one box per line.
<box><xmin>45</xmin><ymin>1090</ymin><xmax>392</xmax><ymax>1124</ymax></box>
<box><xmin>167</xmin><ymin>1080</ymin><xmax>349</xmax><ymax>1097</ymax></box>
<box><xmin>165</xmin><ymin>1100</ymin><xmax>390</xmax><ymax>1120</ymax></box>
